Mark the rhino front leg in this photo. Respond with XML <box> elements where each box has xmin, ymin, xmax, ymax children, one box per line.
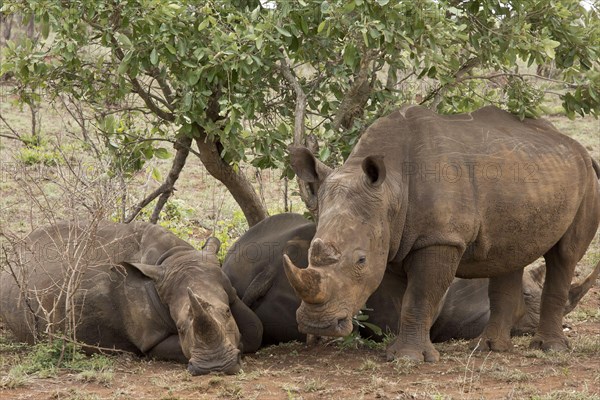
<box><xmin>470</xmin><ymin>268</ymin><xmax>524</xmax><ymax>352</ymax></box>
<box><xmin>387</xmin><ymin>245</ymin><xmax>461</xmax><ymax>363</ymax></box>
<box><xmin>230</xmin><ymin>297</ymin><xmax>263</xmax><ymax>353</ymax></box>
<box><xmin>147</xmin><ymin>335</ymin><xmax>187</xmax><ymax>363</ymax></box>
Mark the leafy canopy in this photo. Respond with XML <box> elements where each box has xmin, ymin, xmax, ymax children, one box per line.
<box><xmin>2</xmin><ymin>0</ymin><xmax>598</xmax><ymax>171</ymax></box>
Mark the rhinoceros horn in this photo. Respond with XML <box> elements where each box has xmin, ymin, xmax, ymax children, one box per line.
<box><xmin>283</xmin><ymin>254</ymin><xmax>329</xmax><ymax>304</ymax></box>
<box><xmin>309</xmin><ymin>238</ymin><xmax>340</xmax><ymax>266</ymax></box>
<box><xmin>187</xmin><ymin>288</ymin><xmax>223</xmax><ymax>344</ymax></box>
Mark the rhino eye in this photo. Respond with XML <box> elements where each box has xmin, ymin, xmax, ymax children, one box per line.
<box><xmin>357</xmin><ymin>256</ymin><xmax>366</xmax><ymax>265</ymax></box>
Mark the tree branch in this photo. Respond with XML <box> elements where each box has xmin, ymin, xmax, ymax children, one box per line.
<box><xmin>124</xmin><ymin>136</ymin><xmax>192</xmax><ymax>223</ymax></box>
<box><xmin>422</xmin><ymin>57</ymin><xmax>480</xmax><ymax>109</ymax></box>
<box><xmin>0</xmin><ymin>113</ymin><xmax>23</xmax><ymax>142</ymax></box>
<box><xmin>462</xmin><ymin>72</ymin><xmax>579</xmax><ymax>88</ymax></box>
<box><xmin>109</xmin><ymin>38</ymin><xmax>175</xmax><ymax>123</ymax></box>
<box><xmin>332</xmin><ymin>49</ymin><xmax>376</xmax><ymax>132</ymax></box>
<box><xmin>279</xmin><ymin>55</ymin><xmax>307</xmax><ymax>146</ymax></box>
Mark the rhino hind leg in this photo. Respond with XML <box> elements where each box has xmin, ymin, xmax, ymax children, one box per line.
<box><xmin>530</xmin><ymin>247</ymin><xmax>578</xmax><ymax>351</ymax></box>
<box><xmin>470</xmin><ymin>269</ymin><xmax>524</xmax><ymax>352</ymax></box>
<box><xmin>531</xmin><ymin>190</ymin><xmax>600</xmax><ymax>352</ymax></box>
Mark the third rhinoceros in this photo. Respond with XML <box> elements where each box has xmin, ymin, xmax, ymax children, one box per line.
<box><xmin>285</xmin><ymin>105</ymin><xmax>600</xmax><ymax>362</ymax></box>
<box><xmin>223</xmin><ymin>213</ymin><xmax>599</xmax><ymax>344</ymax></box>
<box><xmin>0</xmin><ymin>221</ymin><xmax>262</xmax><ymax>375</ymax></box>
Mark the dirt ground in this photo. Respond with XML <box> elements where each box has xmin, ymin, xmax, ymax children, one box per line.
<box><xmin>1</xmin><ymin>285</ymin><xmax>598</xmax><ymax>400</ymax></box>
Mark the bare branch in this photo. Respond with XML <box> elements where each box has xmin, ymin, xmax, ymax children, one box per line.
<box><xmin>462</xmin><ymin>72</ymin><xmax>579</xmax><ymax>88</ymax></box>
<box><xmin>279</xmin><ymin>54</ymin><xmax>307</xmax><ymax>146</ymax></box>
<box><xmin>332</xmin><ymin>49</ymin><xmax>376</xmax><ymax>132</ymax></box>
<box><xmin>124</xmin><ymin>136</ymin><xmax>192</xmax><ymax>223</ymax></box>
<box><xmin>108</xmin><ymin>37</ymin><xmax>175</xmax><ymax>123</ymax></box>
<box><xmin>422</xmin><ymin>57</ymin><xmax>480</xmax><ymax>109</ymax></box>
<box><xmin>0</xmin><ymin>113</ymin><xmax>23</xmax><ymax>141</ymax></box>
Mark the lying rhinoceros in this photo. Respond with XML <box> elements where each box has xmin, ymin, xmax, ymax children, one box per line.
<box><xmin>0</xmin><ymin>221</ymin><xmax>263</xmax><ymax>375</ymax></box>
<box><xmin>223</xmin><ymin>213</ymin><xmax>599</xmax><ymax>345</ymax></box>
<box><xmin>285</xmin><ymin>105</ymin><xmax>600</xmax><ymax>362</ymax></box>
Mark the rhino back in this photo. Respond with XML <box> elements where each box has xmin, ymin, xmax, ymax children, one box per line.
<box><xmin>223</xmin><ymin>213</ymin><xmax>313</xmax><ymax>297</ymax></box>
<box><xmin>349</xmin><ymin>106</ymin><xmax>597</xmax><ymax>275</ymax></box>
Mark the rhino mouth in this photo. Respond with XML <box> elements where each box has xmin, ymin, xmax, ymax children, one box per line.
<box><xmin>187</xmin><ymin>350</ymin><xmax>242</xmax><ymax>376</ymax></box>
<box><xmin>298</xmin><ymin>315</ymin><xmax>353</xmax><ymax>337</ymax></box>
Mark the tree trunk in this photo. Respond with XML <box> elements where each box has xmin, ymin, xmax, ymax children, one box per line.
<box><xmin>192</xmin><ymin>124</ymin><xmax>267</xmax><ymax>227</ymax></box>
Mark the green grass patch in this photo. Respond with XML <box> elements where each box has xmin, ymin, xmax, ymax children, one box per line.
<box><xmin>0</xmin><ymin>339</ymin><xmax>114</xmax><ymax>388</ymax></box>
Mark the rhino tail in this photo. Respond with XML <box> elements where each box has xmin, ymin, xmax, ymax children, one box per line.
<box><xmin>240</xmin><ymin>261</ymin><xmax>279</xmax><ymax>308</ymax></box>
<box><xmin>564</xmin><ymin>259</ymin><xmax>600</xmax><ymax>315</ymax></box>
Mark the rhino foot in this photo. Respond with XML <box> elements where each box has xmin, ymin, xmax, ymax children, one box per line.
<box><xmin>385</xmin><ymin>339</ymin><xmax>439</xmax><ymax>363</ymax></box>
<box><xmin>529</xmin><ymin>334</ymin><xmax>570</xmax><ymax>352</ymax></box>
<box><xmin>468</xmin><ymin>336</ymin><xmax>512</xmax><ymax>352</ymax></box>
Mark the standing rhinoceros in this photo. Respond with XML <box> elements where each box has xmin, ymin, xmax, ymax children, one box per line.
<box><xmin>285</xmin><ymin>105</ymin><xmax>600</xmax><ymax>362</ymax></box>
<box><xmin>223</xmin><ymin>213</ymin><xmax>599</xmax><ymax>344</ymax></box>
<box><xmin>0</xmin><ymin>221</ymin><xmax>263</xmax><ymax>375</ymax></box>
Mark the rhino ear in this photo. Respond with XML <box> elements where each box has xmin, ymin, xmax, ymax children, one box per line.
<box><xmin>289</xmin><ymin>146</ymin><xmax>332</xmax><ymax>184</ymax></box>
<box><xmin>362</xmin><ymin>155</ymin><xmax>386</xmax><ymax>187</ymax></box>
<box><xmin>122</xmin><ymin>261</ymin><xmax>164</xmax><ymax>282</ymax></box>
<box><xmin>202</xmin><ymin>237</ymin><xmax>221</xmax><ymax>255</ymax></box>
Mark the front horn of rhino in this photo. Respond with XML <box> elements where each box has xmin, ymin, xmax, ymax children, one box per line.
<box><xmin>188</xmin><ymin>288</ymin><xmax>224</xmax><ymax>345</ymax></box>
<box><xmin>186</xmin><ymin>288</ymin><xmax>241</xmax><ymax>375</ymax></box>
<box><xmin>283</xmin><ymin>254</ymin><xmax>329</xmax><ymax>304</ymax></box>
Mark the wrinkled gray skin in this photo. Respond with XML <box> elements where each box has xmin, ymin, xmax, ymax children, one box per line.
<box><xmin>286</xmin><ymin>105</ymin><xmax>600</xmax><ymax>362</ymax></box>
<box><xmin>0</xmin><ymin>221</ymin><xmax>263</xmax><ymax>375</ymax></box>
<box><xmin>224</xmin><ymin>213</ymin><xmax>599</xmax><ymax>344</ymax></box>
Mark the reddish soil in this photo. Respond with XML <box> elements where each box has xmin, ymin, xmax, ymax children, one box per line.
<box><xmin>2</xmin><ymin>292</ymin><xmax>598</xmax><ymax>400</ymax></box>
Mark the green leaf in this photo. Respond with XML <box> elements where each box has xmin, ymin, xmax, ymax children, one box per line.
<box><xmin>376</xmin><ymin>0</ymin><xmax>390</xmax><ymax>5</ymax></box>
<box><xmin>317</xmin><ymin>20</ymin><xmax>327</xmax><ymax>34</ymax></box>
<box><xmin>197</xmin><ymin>18</ymin><xmax>210</xmax><ymax>32</ymax></box>
<box><xmin>360</xmin><ymin>321</ymin><xmax>382</xmax><ymax>336</ymax></box>
<box><xmin>41</xmin><ymin>13</ymin><xmax>50</xmax><ymax>39</ymax></box>
<box><xmin>542</xmin><ymin>38</ymin><xmax>560</xmax><ymax>60</ymax></box>
<box><xmin>151</xmin><ymin>166</ymin><xmax>162</xmax><ymax>182</ymax></box>
<box><xmin>343</xmin><ymin>43</ymin><xmax>358</xmax><ymax>67</ymax></box>
<box><xmin>276</xmin><ymin>26</ymin><xmax>292</xmax><ymax>38</ymax></box>
<box><xmin>319</xmin><ymin>146</ymin><xmax>331</xmax><ymax>161</ymax></box>
<box><xmin>187</xmin><ymin>70</ymin><xmax>201</xmax><ymax>86</ymax></box>
<box><xmin>150</xmin><ymin>48</ymin><xmax>158</xmax><ymax>65</ymax></box>
<box><xmin>117</xmin><ymin>59</ymin><xmax>129</xmax><ymax>74</ymax></box>
<box><xmin>154</xmin><ymin>148</ymin><xmax>171</xmax><ymax>159</ymax></box>
<box><xmin>117</xmin><ymin>33</ymin><xmax>132</xmax><ymax>49</ymax></box>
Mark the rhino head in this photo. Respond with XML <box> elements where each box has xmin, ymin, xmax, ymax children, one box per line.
<box><xmin>285</xmin><ymin>147</ymin><xmax>395</xmax><ymax>337</ymax></box>
<box><xmin>126</xmin><ymin>237</ymin><xmax>242</xmax><ymax>375</ymax></box>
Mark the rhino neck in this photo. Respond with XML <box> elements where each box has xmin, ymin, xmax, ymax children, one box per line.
<box><xmin>155</xmin><ymin>250</ymin><xmax>226</xmax><ymax>317</ymax></box>
<box><xmin>144</xmin><ymin>280</ymin><xmax>177</xmax><ymax>332</ymax></box>
<box><xmin>151</xmin><ymin>247</ymin><xmax>205</xmax><ymax>327</ymax></box>
<box><xmin>154</xmin><ymin>246</ymin><xmax>197</xmax><ymax>266</ymax></box>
